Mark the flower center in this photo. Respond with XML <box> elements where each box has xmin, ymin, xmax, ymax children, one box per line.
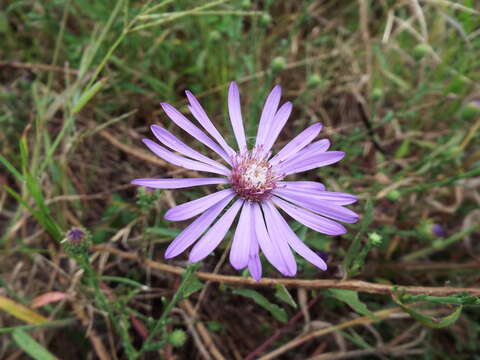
<box><xmin>230</xmin><ymin>147</ymin><xmax>282</xmax><ymax>201</ymax></box>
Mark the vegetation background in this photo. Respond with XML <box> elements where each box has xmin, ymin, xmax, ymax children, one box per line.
<box><xmin>1</xmin><ymin>0</ymin><xmax>480</xmax><ymax>359</ymax></box>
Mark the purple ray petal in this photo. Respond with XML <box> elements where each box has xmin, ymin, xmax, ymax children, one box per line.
<box><xmin>142</xmin><ymin>139</ymin><xmax>229</xmax><ymax>175</ymax></box>
<box><xmin>151</xmin><ymin>125</ymin><xmax>230</xmax><ymax>173</ymax></box>
<box><xmin>229</xmin><ymin>201</ymin><xmax>252</xmax><ymax>270</ymax></box>
<box><xmin>161</xmin><ymin>102</ymin><xmax>231</xmax><ymax>163</ymax></box>
<box><xmin>248</xmin><ymin>230</ymin><xmax>262</xmax><ymax>281</ymax></box>
<box><xmin>278</xmin><ymin>139</ymin><xmax>330</xmax><ymax>171</ymax></box>
<box><xmin>189</xmin><ymin>199</ymin><xmax>244</xmax><ymax>262</ymax></box>
<box><xmin>185</xmin><ymin>90</ymin><xmax>236</xmax><ymax>160</ymax></box>
<box><xmin>274</xmin><ymin>188</ymin><xmax>359</xmax><ymax>223</ymax></box>
<box><xmin>252</xmin><ymin>202</ymin><xmax>289</xmax><ymax>276</ymax></box>
<box><xmin>276</xmin><ymin>185</ymin><xmax>357</xmax><ymax>205</ymax></box>
<box><xmin>255</xmin><ymin>85</ymin><xmax>282</xmax><ymax>147</ymax></box>
<box><xmin>263</xmin><ymin>102</ymin><xmax>293</xmax><ymax>154</ymax></box>
<box><xmin>228</xmin><ymin>82</ymin><xmax>247</xmax><ymax>152</ymax></box>
<box><xmin>273</xmin><ymin>196</ymin><xmax>346</xmax><ymax>235</ymax></box>
<box><xmin>262</xmin><ymin>201</ymin><xmax>297</xmax><ymax>276</ymax></box>
<box><xmin>248</xmin><ymin>253</ymin><xmax>262</xmax><ymax>281</ymax></box>
<box><xmin>281</xmin><ymin>151</ymin><xmax>345</xmax><ymax>175</ymax></box>
<box><xmin>269</xmin><ymin>123</ymin><xmax>323</xmax><ymax>165</ymax></box>
<box><xmin>287</xmin><ymin>139</ymin><xmax>330</xmax><ymax>162</ymax></box>
<box><xmin>266</xmin><ymin>201</ymin><xmax>327</xmax><ymax>271</ymax></box>
<box><xmin>165</xmin><ymin>195</ymin><xmax>233</xmax><ymax>259</ymax></box>
<box><xmin>165</xmin><ymin>189</ymin><xmax>234</xmax><ymax>221</ymax></box>
<box><xmin>131</xmin><ymin>178</ymin><xmax>229</xmax><ymax>189</ymax></box>
<box><xmin>277</xmin><ymin>181</ymin><xmax>326</xmax><ymax>192</ymax></box>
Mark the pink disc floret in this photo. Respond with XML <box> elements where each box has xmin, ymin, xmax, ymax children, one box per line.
<box><xmin>230</xmin><ymin>146</ymin><xmax>283</xmax><ymax>202</ymax></box>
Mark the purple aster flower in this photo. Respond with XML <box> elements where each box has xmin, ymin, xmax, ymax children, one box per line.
<box><xmin>131</xmin><ymin>82</ymin><xmax>358</xmax><ymax>280</ymax></box>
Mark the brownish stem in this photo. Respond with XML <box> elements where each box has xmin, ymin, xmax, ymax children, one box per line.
<box><xmin>93</xmin><ymin>246</ymin><xmax>480</xmax><ymax>296</ymax></box>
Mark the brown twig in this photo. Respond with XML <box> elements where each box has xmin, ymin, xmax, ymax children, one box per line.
<box><xmin>98</xmin><ymin>130</ymin><xmax>167</xmax><ymax>168</ymax></box>
<box><xmin>93</xmin><ymin>245</ymin><xmax>480</xmax><ymax>296</ymax></box>
<box><xmin>181</xmin><ymin>299</ymin><xmax>225</xmax><ymax>360</ymax></box>
<box><xmin>0</xmin><ymin>60</ymin><xmax>80</xmax><ymax>74</ymax></box>
<box><xmin>244</xmin><ymin>295</ymin><xmax>321</xmax><ymax>360</ymax></box>
<box><xmin>257</xmin><ymin>307</ymin><xmax>409</xmax><ymax>360</ymax></box>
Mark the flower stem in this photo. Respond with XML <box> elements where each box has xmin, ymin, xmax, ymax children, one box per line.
<box><xmin>139</xmin><ymin>263</ymin><xmax>198</xmax><ymax>355</ymax></box>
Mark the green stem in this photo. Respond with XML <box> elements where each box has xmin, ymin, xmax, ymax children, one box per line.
<box><xmin>403</xmin><ymin>224</ymin><xmax>480</xmax><ymax>261</ymax></box>
<box><xmin>139</xmin><ymin>263</ymin><xmax>197</xmax><ymax>355</ymax></box>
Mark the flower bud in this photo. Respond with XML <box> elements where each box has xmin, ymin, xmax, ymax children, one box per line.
<box><xmin>271</xmin><ymin>56</ymin><xmax>286</xmax><ymax>72</ymax></box>
<box><xmin>260</xmin><ymin>13</ymin><xmax>272</xmax><ymax>26</ymax></box>
<box><xmin>367</xmin><ymin>232</ymin><xmax>382</xmax><ymax>247</ymax></box>
<box><xmin>458</xmin><ymin>100</ymin><xmax>480</xmax><ymax>121</ymax></box>
<box><xmin>169</xmin><ymin>329</ymin><xmax>187</xmax><ymax>348</ymax></box>
<box><xmin>413</xmin><ymin>43</ymin><xmax>430</xmax><ymax>59</ymax></box>
<box><xmin>307</xmin><ymin>74</ymin><xmax>323</xmax><ymax>88</ymax></box>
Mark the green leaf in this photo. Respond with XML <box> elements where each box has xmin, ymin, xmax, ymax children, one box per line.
<box><xmin>0</xmin><ymin>154</ymin><xmax>24</xmax><ymax>182</ymax></box>
<box><xmin>395</xmin><ymin>139</ymin><xmax>410</xmax><ymax>159</ymax></box>
<box><xmin>325</xmin><ymin>289</ymin><xmax>377</xmax><ymax>320</ymax></box>
<box><xmin>72</xmin><ymin>77</ymin><xmax>108</xmax><ymax>114</ymax></box>
<box><xmin>233</xmin><ymin>289</ymin><xmax>287</xmax><ymax>323</ymax></box>
<box><xmin>182</xmin><ymin>274</ymin><xmax>204</xmax><ymax>298</ymax></box>
<box><xmin>393</xmin><ymin>296</ymin><xmax>463</xmax><ymax>328</ymax></box>
<box><xmin>274</xmin><ymin>284</ymin><xmax>297</xmax><ymax>309</ymax></box>
<box><xmin>343</xmin><ymin>199</ymin><xmax>374</xmax><ymax>275</ymax></box>
<box><xmin>396</xmin><ymin>291</ymin><xmax>480</xmax><ymax>306</ymax></box>
<box><xmin>12</xmin><ymin>329</ymin><xmax>58</xmax><ymax>360</ymax></box>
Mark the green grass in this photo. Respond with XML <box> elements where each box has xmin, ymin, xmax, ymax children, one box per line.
<box><xmin>1</xmin><ymin>0</ymin><xmax>480</xmax><ymax>359</ymax></box>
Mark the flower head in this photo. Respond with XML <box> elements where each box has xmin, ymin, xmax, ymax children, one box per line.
<box><xmin>132</xmin><ymin>82</ymin><xmax>358</xmax><ymax>280</ymax></box>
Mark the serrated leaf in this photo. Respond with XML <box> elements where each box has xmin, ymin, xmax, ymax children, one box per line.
<box><xmin>233</xmin><ymin>289</ymin><xmax>287</xmax><ymax>323</ymax></box>
<box><xmin>393</xmin><ymin>295</ymin><xmax>463</xmax><ymax>328</ymax></box>
<box><xmin>325</xmin><ymin>289</ymin><xmax>377</xmax><ymax>320</ymax></box>
<box><xmin>274</xmin><ymin>284</ymin><xmax>297</xmax><ymax>309</ymax></box>
<box><xmin>12</xmin><ymin>329</ymin><xmax>58</xmax><ymax>360</ymax></box>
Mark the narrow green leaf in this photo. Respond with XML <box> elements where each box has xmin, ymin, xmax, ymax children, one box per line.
<box><xmin>274</xmin><ymin>284</ymin><xmax>297</xmax><ymax>309</ymax></box>
<box><xmin>393</xmin><ymin>296</ymin><xmax>463</xmax><ymax>328</ymax></box>
<box><xmin>0</xmin><ymin>154</ymin><xmax>24</xmax><ymax>182</ymax></box>
<box><xmin>72</xmin><ymin>77</ymin><xmax>108</xmax><ymax>114</ymax></box>
<box><xmin>233</xmin><ymin>289</ymin><xmax>287</xmax><ymax>323</ymax></box>
<box><xmin>325</xmin><ymin>289</ymin><xmax>377</xmax><ymax>320</ymax></box>
<box><xmin>343</xmin><ymin>199</ymin><xmax>374</xmax><ymax>274</ymax></box>
<box><xmin>12</xmin><ymin>329</ymin><xmax>58</xmax><ymax>360</ymax></box>
<box><xmin>395</xmin><ymin>139</ymin><xmax>410</xmax><ymax>159</ymax></box>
